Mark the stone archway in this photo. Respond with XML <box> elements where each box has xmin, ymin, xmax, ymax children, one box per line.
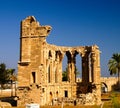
<box><xmin>101</xmin><ymin>82</ymin><xmax>108</xmax><ymax>93</ymax></box>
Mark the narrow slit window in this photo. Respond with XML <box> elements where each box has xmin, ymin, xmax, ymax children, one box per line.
<box><xmin>64</xmin><ymin>90</ymin><xmax>68</xmax><ymax>97</ymax></box>
<box><xmin>32</xmin><ymin>72</ymin><xmax>36</xmax><ymax>83</ymax></box>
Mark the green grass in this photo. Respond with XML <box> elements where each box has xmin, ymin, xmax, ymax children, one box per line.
<box><xmin>101</xmin><ymin>91</ymin><xmax>120</xmax><ymax>108</ymax></box>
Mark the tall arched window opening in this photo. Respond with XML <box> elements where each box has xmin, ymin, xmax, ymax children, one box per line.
<box><xmin>62</xmin><ymin>55</ymin><xmax>68</xmax><ymax>81</ymax></box>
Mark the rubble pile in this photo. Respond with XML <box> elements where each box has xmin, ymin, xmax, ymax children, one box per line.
<box><xmin>76</xmin><ymin>93</ymin><xmax>96</xmax><ymax>105</ymax></box>
<box><xmin>52</xmin><ymin>92</ymin><xmax>97</xmax><ymax>106</ymax></box>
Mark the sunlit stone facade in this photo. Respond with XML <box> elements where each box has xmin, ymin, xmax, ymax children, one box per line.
<box><xmin>17</xmin><ymin>16</ymin><xmax>101</xmax><ymax>106</ymax></box>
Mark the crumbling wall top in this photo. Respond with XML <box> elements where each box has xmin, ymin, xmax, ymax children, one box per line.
<box><xmin>21</xmin><ymin>16</ymin><xmax>52</xmax><ymax>37</ymax></box>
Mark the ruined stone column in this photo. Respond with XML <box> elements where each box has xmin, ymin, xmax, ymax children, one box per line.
<box><xmin>88</xmin><ymin>53</ymin><xmax>92</xmax><ymax>82</ymax></box>
<box><xmin>71</xmin><ymin>54</ymin><xmax>76</xmax><ymax>83</ymax></box>
<box><xmin>91</xmin><ymin>45</ymin><xmax>101</xmax><ymax>105</ymax></box>
<box><xmin>50</xmin><ymin>60</ymin><xmax>53</xmax><ymax>83</ymax></box>
<box><xmin>55</xmin><ymin>51</ymin><xmax>60</xmax><ymax>83</ymax></box>
<box><xmin>55</xmin><ymin>62</ymin><xmax>58</xmax><ymax>83</ymax></box>
<box><xmin>58</xmin><ymin>52</ymin><xmax>64</xmax><ymax>83</ymax></box>
<box><xmin>91</xmin><ymin>46</ymin><xmax>101</xmax><ymax>84</ymax></box>
<box><xmin>50</xmin><ymin>51</ymin><xmax>55</xmax><ymax>83</ymax></box>
<box><xmin>91</xmin><ymin>52</ymin><xmax>96</xmax><ymax>83</ymax></box>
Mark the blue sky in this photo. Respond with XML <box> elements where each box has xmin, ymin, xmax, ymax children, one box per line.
<box><xmin>0</xmin><ymin>0</ymin><xmax>120</xmax><ymax>76</ymax></box>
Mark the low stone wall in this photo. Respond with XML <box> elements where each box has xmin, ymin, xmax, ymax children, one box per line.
<box><xmin>52</xmin><ymin>92</ymin><xmax>97</xmax><ymax>106</ymax></box>
<box><xmin>0</xmin><ymin>89</ymin><xmax>16</xmax><ymax>97</ymax></box>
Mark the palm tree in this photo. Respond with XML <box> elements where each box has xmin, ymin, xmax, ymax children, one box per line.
<box><xmin>7</xmin><ymin>69</ymin><xmax>16</xmax><ymax>96</ymax></box>
<box><xmin>108</xmin><ymin>53</ymin><xmax>120</xmax><ymax>88</ymax></box>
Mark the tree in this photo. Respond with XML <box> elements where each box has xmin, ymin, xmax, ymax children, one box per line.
<box><xmin>7</xmin><ymin>69</ymin><xmax>16</xmax><ymax>96</ymax></box>
<box><xmin>0</xmin><ymin>63</ymin><xmax>9</xmax><ymax>88</ymax></box>
<box><xmin>75</xmin><ymin>66</ymin><xmax>80</xmax><ymax>77</ymax></box>
<box><xmin>108</xmin><ymin>53</ymin><xmax>120</xmax><ymax>88</ymax></box>
<box><xmin>62</xmin><ymin>68</ymin><xmax>68</xmax><ymax>81</ymax></box>
<box><xmin>62</xmin><ymin>66</ymin><xmax>80</xmax><ymax>81</ymax></box>
<box><xmin>0</xmin><ymin>63</ymin><xmax>16</xmax><ymax>89</ymax></box>
<box><xmin>10</xmin><ymin>73</ymin><xmax>17</xmax><ymax>96</ymax></box>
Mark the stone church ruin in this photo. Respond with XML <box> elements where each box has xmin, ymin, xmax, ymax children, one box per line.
<box><xmin>17</xmin><ymin>16</ymin><xmax>101</xmax><ymax>106</ymax></box>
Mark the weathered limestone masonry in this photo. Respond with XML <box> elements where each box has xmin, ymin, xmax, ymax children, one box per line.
<box><xmin>17</xmin><ymin>16</ymin><xmax>101</xmax><ymax>106</ymax></box>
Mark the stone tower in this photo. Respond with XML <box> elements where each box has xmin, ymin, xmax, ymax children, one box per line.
<box><xmin>17</xmin><ymin>16</ymin><xmax>101</xmax><ymax>106</ymax></box>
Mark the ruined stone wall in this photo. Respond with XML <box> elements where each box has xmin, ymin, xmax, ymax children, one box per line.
<box><xmin>17</xmin><ymin>16</ymin><xmax>101</xmax><ymax>106</ymax></box>
<box><xmin>77</xmin><ymin>77</ymin><xmax>118</xmax><ymax>94</ymax></box>
<box><xmin>101</xmin><ymin>77</ymin><xmax>118</xmax><ymax>92</ymax></box>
